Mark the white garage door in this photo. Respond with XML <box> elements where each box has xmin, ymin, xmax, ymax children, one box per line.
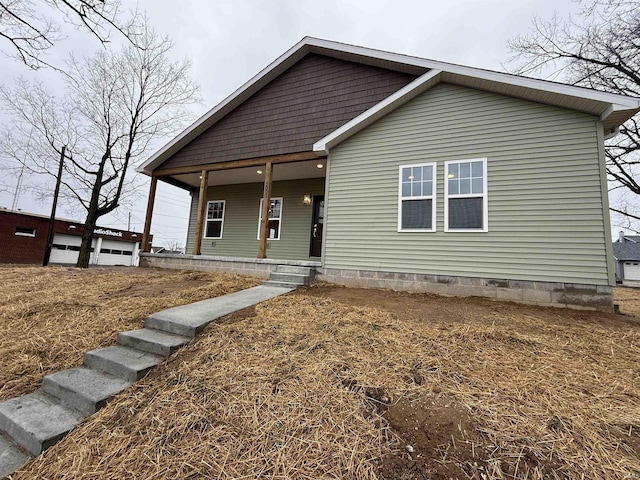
<box><xmin>624</xmin><ymin>262</ymin><xmax>640</xmax><ymax>281</ymax></box>
<box><xmin>50</xmin><ymin>234</ymin><xmax>97</xmax><ymax>264</ymax></box>
<box><xmin>97</xmin><ymin>239</ymin><xmax>134</xmax><ymax>266</ymax></box>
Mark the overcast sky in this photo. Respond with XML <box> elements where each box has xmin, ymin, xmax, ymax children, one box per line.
<box><xmin>0</xmin><ymin>0</ymin><xmax>590</xmax><ymax>247</ymax></box>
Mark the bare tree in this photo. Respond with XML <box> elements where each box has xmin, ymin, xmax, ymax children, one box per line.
<box><xmin>163</xmin><ymin>240</ymin><xmax>183</xmax><ymax>253</ymax></box>
<box><xmin>0</xmin><ymin>0</ymin><xmax>138</xmax><ymax>70</ymax></box>
<box><xmin>508</xmin><ymin>1</ymin><xmax>640</xmax><ymax>227</ymax></box>
<box><xmin>0</xmin><ymin>23</ymin><xmax>200</xmax><ymax>267</ymax></box>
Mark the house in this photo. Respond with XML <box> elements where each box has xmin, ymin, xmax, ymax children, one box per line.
<box><xmin>137</xmin><ymin>37</ymin><xmax>640</xmax><ymax>311</ymax></box>
<box><xmin>0</xmin><ymin>209</ymin><xmax>145</xmax><ymax>266</ymax></box>
<box><xmin>613</xmin><ymin>232</ymin><xmax>640</xmax><ymax>282</ymax></box>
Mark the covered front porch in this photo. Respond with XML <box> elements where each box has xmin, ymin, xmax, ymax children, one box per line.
<box><xmin>140</xmin><ymin>152</ymin><xmax>327</xmax><ymax>264</ymax></box>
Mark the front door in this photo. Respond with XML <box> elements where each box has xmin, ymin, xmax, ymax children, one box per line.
<box><xmin>309</xmin><ymin>195</ymin><xmax>324</xmax><ymax>257</ymax></box>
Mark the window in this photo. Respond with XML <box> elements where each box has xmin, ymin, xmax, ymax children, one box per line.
<box><xmin>257</xmin><ymin>197</ymin><xmax>283</xmax><ymax>240</ymax></box>
<box><xmin>445</xmin><ymin>158</ymin><xmax>488</xmax><ymax>232</ymax></box>
<box><xmin>54</xmin><ymin>244</ymin><xmax>92</xmax><ymax>252</ymax></box>
<box><xmin>398</xmin><ymin>163</ymin><xmax>436</xmax><ymax>232</ymax></box>
<box><xmin>15</xmin><ymin>226</ymin><xmax>36</xmax><ymax>237</ymax></box>
<box><xmin>205</xmin><ymin>200</ymin><xmax>225</xmax><ymax>239</ymax></box>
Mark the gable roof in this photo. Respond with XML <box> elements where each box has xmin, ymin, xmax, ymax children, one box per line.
<box><xmin>613</xmin><ymin>241</ymin><xmax>640</xmax><ymax>261</ymax></box>
<box><xmin>139</xmin><ymin>37</ymin><xmax>640</xmax><ymax>175</ymax></box>
<box><xmin>155</xmin><ymin>54</ymin><xmax>417</xmax><ymax>172</ymax></box>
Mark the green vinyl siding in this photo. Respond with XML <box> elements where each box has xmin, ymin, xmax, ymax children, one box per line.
<box><xmin>186</xmin><ymin>178</ymin><xmax>324</xmax><ymax>261</ymax></box>
<box><xmin>324</xmin><ymin>83</ymin><xmax>611</xmax><ymax>285</ymax></box>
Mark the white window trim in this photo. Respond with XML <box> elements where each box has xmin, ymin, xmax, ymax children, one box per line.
<box><xmin>444</xmin><ymin>157</ymin><xmax>488</xmax><ymax>233</ymax></box>
<box><xmin>257</xmin><ymin>197</ymin><xmax>283</xmax><ymax>241</ymax></box>
<box><xmin>204</xmin><ymin>200</ymin><xmax>225</xmax><ymax>239</ymax></box>
<box><xmin>397</xmin><ymin>162</ymin><xmax>437</xmax><ymax>233</ymax></box>
<box><xmin>15</xmin><ymin>227</ymin><xmax>36</xmax><ymax>237</ymax></box>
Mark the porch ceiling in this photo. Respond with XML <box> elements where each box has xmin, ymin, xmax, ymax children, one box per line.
<box><xmin>169</xmin><ymin>158</ymin><xmax>327</xmax><ymax>188</ymax></box>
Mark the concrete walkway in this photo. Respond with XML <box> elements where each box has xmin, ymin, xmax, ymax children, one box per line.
<box><xmin>0</xmin><ymin>284</ymin><xmax>294</xmax><ymax>478</ymax></box>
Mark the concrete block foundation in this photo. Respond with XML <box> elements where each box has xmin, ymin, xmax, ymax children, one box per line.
<box><xmin>139</xmin><ymin>254</ymin><xmax>614</xmax><ymax>312</ymax></box>
<box><xmin>316</xmin><ymin>269</ymin><xmax>614</xmax><ymax>312</ymax></box>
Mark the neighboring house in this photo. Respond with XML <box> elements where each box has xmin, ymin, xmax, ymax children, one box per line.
<box><xmin>136</xmin><ymin>37</ymin><xmax>640</xmax><ymax>311</ymax></box>
<box><xmin>0</xmin><ymin>209</ymin><xmax>145</xmax><ymax>266</ymax></box>
<box><xmin>612</xmin><ymin>232</ymin><xmax>640</xmax><ymax>282</ymax></box>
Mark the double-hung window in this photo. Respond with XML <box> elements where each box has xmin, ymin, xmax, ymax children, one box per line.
<box><xmin>445</xmin><ymin>158</ymin><xmax>487</xmax><ymax>232</ymax></box>
<box><xmin>257</xmin><ymin>197</ymin><xmax>283</xmax><ymax>240</ymax></box>
<box><xmin>205</xmin><ymin>200</ymin><xmax>225</xmax><ymax>238</ymax></box>
<box><xmin>398</xmin><ymin>163</ymin><xmax>436</xmax><ymax>232</ymax></box>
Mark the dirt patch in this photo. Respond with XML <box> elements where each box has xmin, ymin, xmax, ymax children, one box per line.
<box><xmin>305</xmin><ymin>283</ymin><xmax>639</xmax><ymax>330</ymax></box>
<box><xmin>378</xmin><ymin>394</ymin><xmax>484</xmax><ymax>479</ymax></box>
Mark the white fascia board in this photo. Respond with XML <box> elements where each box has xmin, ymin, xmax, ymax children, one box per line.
<box><xmin>313</xmin><ymin>70</ymin><xmax>443</xmax><ymax>154</ymax></box>
<box><xmin>305</xmin><ymin>38</ymin><xmax>640</xmax><ymax>111</ymax></box>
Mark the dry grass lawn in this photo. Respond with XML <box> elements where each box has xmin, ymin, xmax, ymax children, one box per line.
<box><xmin>614</xmin><ymin>286</ymin><xmax>640</xmax><ymax>317</ymax></box>
<box><xmin>6</xmin><ymin>279</ymin><xmax>640</xmax><ymax>480</ymax></box>
<box><xmin>0</xmin><ymin>265</ymin><xmax>260</xmax><ymax>402</ymax></box>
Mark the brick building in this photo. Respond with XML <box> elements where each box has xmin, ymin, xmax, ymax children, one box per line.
<box><xmin>0</xmin><ymin>209</ymin><xmax>146</xmax><ymax>266</ymax></box>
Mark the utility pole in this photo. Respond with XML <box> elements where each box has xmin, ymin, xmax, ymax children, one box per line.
<box><xmin>127</xmin><ymin>211</ymin><xmax>131</xmax><ymax>231</ymax></box>
<box><xmin>43</xmin><ymin>146</ymin><xmax>66</xmax><ymax>267</ymax></box>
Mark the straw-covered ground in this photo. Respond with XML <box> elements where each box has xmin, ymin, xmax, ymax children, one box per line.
<box><xmin>0</xmin><ymin>265</ymin><xmax>260</xmax><ymax>402</ymax></box>
<box><xmin>8</xmin><ymin>279</ymin><xmax>640</xmax><ymax>480</ymax></box>
<box><xmin>614</xmin><ymin>286</ymin><xmax>640</xmax><ymax>318</ymax></box>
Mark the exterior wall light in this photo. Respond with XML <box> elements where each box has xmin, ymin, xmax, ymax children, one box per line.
<box><xmin>303</xmin><ymin>193</ymin><xmax>312</xmax><ymax>205</ymax></box>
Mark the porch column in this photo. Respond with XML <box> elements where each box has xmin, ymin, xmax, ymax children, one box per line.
<box><xmin>192</xmin><ymin>169</ymin><xmax>209</xmax><ymax>255</ymax></box>
<box><xmin>257</xmin><ymin>161</ymin><xmax>273</xmax><ymax>259</ymax></box>
<box><xmin>141</xmin><ymin>175</ymin><xmax>158</xmax><ymax>253</ymax></box>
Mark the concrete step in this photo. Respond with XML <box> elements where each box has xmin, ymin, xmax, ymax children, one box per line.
<box><xmin>262</xmin><ymin>280</ymin><xmax>301</xmax><ymax>289</ymax></box>
<box><xmin>118</xmin><ymin>328</ymin><xmax>190</xmax><ymax>357</ymax></box>
<box><xmin>275</xmin><ymin>265</ymin><xmax>315</xmax><ymax>276</ymax></box>
<box><xmin>145</xmin><ymin>285</ymin><xmax>294</xmax><ymax>337</ymax></box>
<box><xmin>0</xmin><ymin>431</ymin><xmax>31</xmax><ymax>478</ymax></box>
<box><xmin>84</xmin><ymin>346</ymin><xmax>163</xmax><ymax>382</ymax></box>
<box><xmin>42</xmin><ymin>367</ymin><xmax>132</xmax><ymax>416</ymax></box>
<box><xmin>269</xmin><ymin>272</ymin><xmax>310</xmax><ymax>285</ymax></box>
<box><xmin>0</xmin><ymin>391</ymin><xmax>85</xmax><ymax>456</ymax></box>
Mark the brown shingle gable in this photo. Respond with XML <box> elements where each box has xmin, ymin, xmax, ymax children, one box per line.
<box><xmin>156</xmin><ymin>54</ymin><xmax>417</xmax><ymax>170</ymax></box>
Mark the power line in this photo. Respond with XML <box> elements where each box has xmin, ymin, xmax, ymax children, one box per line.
<box><xmin>153</xmin><ymin>212</ymin><xmax>189</xmax><ymax>220</ymax></box>
<box><xmin>155</xmin><ymin>200</ymin><xmax>190</xmax><ymax>209</ymax></box>
<box><xmin>155</xmin><ymin>191</ymin><xmax>191</xmax><ymax>203</ymax></box>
